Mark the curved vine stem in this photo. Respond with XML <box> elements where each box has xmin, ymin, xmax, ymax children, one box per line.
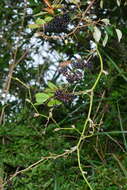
<box><xmin>76</xmin><ymin>45</ymin><xmax>104</xmax><ymax>190</ymax></box>
<box><xmin>3</xmin><ymin>46</ymin><xmax>104</xmax><ymax>190</ymax></box>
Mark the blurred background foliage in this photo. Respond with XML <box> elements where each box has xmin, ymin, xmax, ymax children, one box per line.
<box><xmin>0</xmin><ymin>0</ymin><xmax>127</xmax><ymax>189</ymax></box>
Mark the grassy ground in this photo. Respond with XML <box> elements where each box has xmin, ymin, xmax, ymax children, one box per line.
<box><xmin>1</xmin><ymin>110</ymin><xmax>127</xmax><ymax>190</ymax></box>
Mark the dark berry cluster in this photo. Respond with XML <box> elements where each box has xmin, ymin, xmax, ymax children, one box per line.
<box><xmin>72</xmin><ymin>59</ymin><xmax>87</xmax><ymax>69</ymax></box>
<box><xmin>58</xmin><ymin>60</ymin><xmax>84</xmax><ymax>83</ymax></box>
<box><xmin>44</xmin><ymin>13</ymin><xmax>70</xmax><ymax>33</ymax></box>
<box><xmin>58</xmin><ymin>59</ymin><xmax>93</xmax><ymax>83</ymax></box>
<box><xmin>66</xmin><ymin>71</ymin><xmax>83</xmax><ymax>83</ymax></box>
<box><xmin>59</xmin><ymin>67</ymin><xmax>68</xmax><ymax>75</ymax></box>
<box><xmin>72</xmin><ymin>60</ymin><xmax>93</xmax><ymax>70</ymax></box>
<box><xmin>55</xmin><ymin>89</ymin><xmax>75</xmax><ymax>103</ymax></box>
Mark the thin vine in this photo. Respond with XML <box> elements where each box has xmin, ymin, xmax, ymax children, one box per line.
<box><xmin>76</xmin><ymin>46</ymin><xmax>104</xmax><ymax>190</ymax></box>
<box><xmin>3</xmin><ymin>46</ymin><xmax>104</xmax><ymax>190</ymax></box>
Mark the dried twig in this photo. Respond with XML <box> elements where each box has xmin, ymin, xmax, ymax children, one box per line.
<box><xmin>3</xmin><ymin>146</ymin><xmax>77</xmax><ymax>186</ymax></box>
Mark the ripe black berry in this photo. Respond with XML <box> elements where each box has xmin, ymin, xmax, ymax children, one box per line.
<box><xmin>54</xmin><ymin>89</ymin><xmax>75</xmax><ymax>103</ymax></box>
<box><xmin>72</xmin><ymin>60</ymin><xmax>87</xmax><ymax>69</ymax></box>
<box><xmin>66</xmin><ymin>74</ymin><xmax>75</xmax><ymax>83</ymax></box>
<box><xmin>66</xmin><ymin>71</ymin><xmax>83</xmax><ymax>83</ymax></box>
<box><xmin>59</xmin><ymin>67</ymin><xmax>68</xmax><ymax>75</ymax></box>
<box><xmin>44</xmin><ymin>13</ymin><xmax>70</xmax><ymax>33</ymax></box>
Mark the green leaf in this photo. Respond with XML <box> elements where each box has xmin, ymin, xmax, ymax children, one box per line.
<box><xmin>47</xmin><ymin>99</ymin><xmax>62</xmax><ymax>107</ymax></box>
<box><xmin>93</xmin><ymin>26</ymin><xmax>101</xmax><ymax>42</ymax></box>
<box><xmin>105</xmin><ymin>26</ymin><xmax>113</xmax><ymax>36</ymax></box>
<box><xmin>45</xmin><ymin>88</ymin><xmax>53</xmax><ymax>92</ymax></box>
<box><xmin>34</xmin><ymin>12</ymin><xmax>47</xmax><ymax>16</ymax></box>
<box><xmin>124</xmin><ymin>1</ymin><xmax>127</xmax><ymax>5</ymax></box>
<box><xmin>28</xmin><ymin>24</ymin><xmax>42</xmax><ymax>29</ymax></box>
<box><xmin>117</xmin><ymin>0</ymin><xmax>121</xmax><ymax>6</ymax></box>
<box><xmin>116</xmin><ymin>28</ymin><xmax>122</xmax><ymax>42</ymax></box>
<box><xmin>47</xmin><ymin>81</ymin><xmax>57</xmax><ymax>90</ymax></box>
<box><xmin>103</xmin><ymin>33</ymin><xmax>108</xmax><ymax>47</ymax></box>
<box><xmin>52</xmin><ymin>4</ymin><xmax>63</xmax><ymax>8</ymax></box>
<box><xmin>35</xmin><ymin>93</ymin><xmax>51</xmax><ymax>104</ymax></box>
<box><xmin>69</xmin><ymin>0</ymin><xmax>80</xmax><ymax>4</ymax></box>
<box><xmin>35</xmin><ymin>18</ymin><xmax>46</xmax><ymax>25</ymax></box>
<box><xmin>43</xmin><ymin>179</ymin><xmax>53</xmax><ymax>188</ymax></box>
<box><xmin>101</xmin><ymin>18</ymin><xmax>110</xmax><ymax>25</ymax></box>
<box><xmin>44</xmin><ymin>16</ymin><xmax>53</xmax><ymax>23</ymax></box>
<box><xmin>88</xmin><ymin>25</ymin><xmax>94</xmax><ymax>32</ymax></box>
<box><xmin>100</xmin><ymin>0</ymin><xmax>103</xmax><ymax>8</ymax></box>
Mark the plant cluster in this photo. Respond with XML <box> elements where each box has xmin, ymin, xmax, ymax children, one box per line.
<box><xmin>1</xmin><ymin>0</ymin><xmax>127</xmax><ymax>190</ymax></box>
<box><xmin>44</xmin><ymin>13</ymin><xmax>70</xmax><ymax>33</ymax></box>
<box><xmin>34</xmin><ymin>58</ymin><xmax>93</xmax><ymax>106</ymax></box>
<box><xmin>54</xmin><ymin>89</ymin><xmax>75</xmax><ymax>103</ymax></box>
<box><xmin>59</xmin><ymin>59</ymin><xmax>91</xmax><ymax>83</ymax></box>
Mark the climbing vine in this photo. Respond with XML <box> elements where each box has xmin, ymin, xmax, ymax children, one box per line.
<box><xmin>2</xmin><ymin>0</ymin><xmax>126</xmax><ymax>189</ymax></box>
